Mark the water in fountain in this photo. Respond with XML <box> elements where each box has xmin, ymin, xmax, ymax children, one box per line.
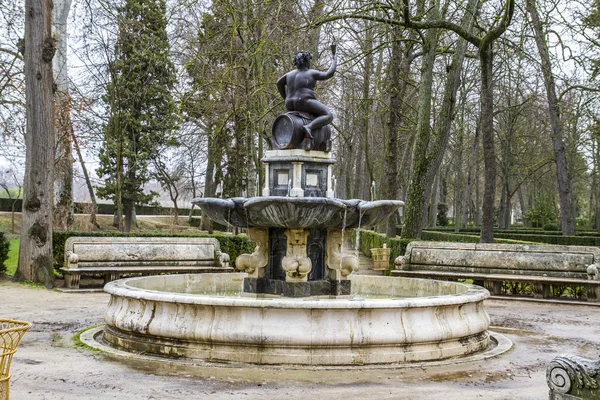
<box><xmin>338</xmin><ymin>208</ymin><xmax>347</xmax><ymax>296</ymax></box>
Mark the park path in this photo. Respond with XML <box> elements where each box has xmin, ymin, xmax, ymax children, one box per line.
<box><xmin>1</xmin><ymin>276</ymin><xmax>600</xmax><ymax>399</ymax></box>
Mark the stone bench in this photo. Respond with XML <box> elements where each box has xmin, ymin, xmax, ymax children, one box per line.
<box><xmin>61</xmin><ymin>237</ymin><xmax>232</xmax><ymax>289</ymax></box>
<box><xmin>391</xmin><ymin>241</ymin><xmax>600</xmax><ymax>302</ymax></box>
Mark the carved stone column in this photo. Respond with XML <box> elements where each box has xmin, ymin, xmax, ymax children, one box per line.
<box><xmin>326</xmin><ymin>229</ymin><xmax>358</xmax><ymax>280</ymax></box>
<box><xmin>262</xmin><ymin>164</ymin><xmax>270</xmax><ymax>196</ymax></box>
<box><xmin>326</xmin><ymin>165</ymin><xmax>334</xmax><ymax>198</ymax></box>
<box><xmin>282</xmin><ymin>228</ymin><xmax>312</xmax><ymax>282</ymax></box>
<box><xmin>290</xmin><ymin>162</ymin><xmax>304</xmax><ymax>197</ymax></box>
<box><xmin>235</xmin><ymin>228</ymin><xmax>269</xmax><ymax>278</ymax></box>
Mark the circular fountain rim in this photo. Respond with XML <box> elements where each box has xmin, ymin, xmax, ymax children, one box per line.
<box><xmin>80</xmin><ymin>326</ymin><xmax>512</xmax><ymax>370</ymax></box>
<box><xmin>103</xmin><ymin>273</ymin><xmax>490</xmax><ymax>309</ymax></box>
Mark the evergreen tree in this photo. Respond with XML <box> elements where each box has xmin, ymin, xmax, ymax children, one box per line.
<box><xmin>97</xmin><ymin>0</ymin><xmax>177</xmax><ymax>231</ymax></box>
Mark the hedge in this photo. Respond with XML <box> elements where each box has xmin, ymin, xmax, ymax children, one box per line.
<box><xmin>0</xmin><ymin>198</ymin><xmax>203</xmax><ymax>217</ymax></box>
<box><xmin>420</xmin><ymin>230</ymin><xmax>600</xmax><ymax>246</ymax></box>
<box><xmin>492</xmin><ymin>233</ymin><xmax>600</xmax><ymax>246</ymax></box>
<box><xmin>398</xmin><ymin>225</ymin><xmax>555</xmax><ymax>236</ymax></box>
<box><xmin>422</xmin><ymin>231</ymin><xmax>537</xmax><ymax>245</ymax></box>
<box><xmin>52</xmin><ymin>231</ymin><xmax>254</xmax><ymax>271</ymax></box>
<box><xmin>0</xmin><ymin>232</ymin><xmax>8</xmax><ymax>274</ymax></box>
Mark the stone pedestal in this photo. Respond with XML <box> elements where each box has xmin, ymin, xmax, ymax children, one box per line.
<box><xmin>262</xmin><ymin>150</ymin><xmax>336</xmax><ymax>198</ymax></box>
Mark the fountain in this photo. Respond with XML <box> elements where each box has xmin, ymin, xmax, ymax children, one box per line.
<box><xmin>97</xmin><ymin>46</ymin><xmax>494</xmax><ymax>366</ymax></box>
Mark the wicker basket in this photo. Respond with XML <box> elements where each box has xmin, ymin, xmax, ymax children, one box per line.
<box><xmin>370</xmin><ymin>245</ymin><xmax>391</xmax><ymax>271</ymax></box>
<box><xmin>0</xmin><ymin>319</ymin><xmax>32</xmax><ymax>400</ymax></box>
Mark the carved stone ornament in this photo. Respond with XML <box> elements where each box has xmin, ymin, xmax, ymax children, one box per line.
<box><xmin>235</xmin><ymin>228</ymin><xmax>269</xmax><ymax>278</ymax></box>
<box><xmin>282</xmin><ymin>228</ymin><xmax>312</xmax><ymax>282</ymax></box>
<box><xmin>326</xmin><ymin>229</ymin><xmax>358</xmax><ymax>280</ymax></box>
<box><xmin>394</xmin><ymin>255</ymin><xmax>407</xmax><ymax>270</ymax></box>
<box><xmin>547</xmin><ymin>354</ymin><xmax>600</xmax><ymax>399</ymax></box>
<box><xmin>587</xmin><ymin>264</ymin><xmax>599</xmax><ymax>281</ymax></box>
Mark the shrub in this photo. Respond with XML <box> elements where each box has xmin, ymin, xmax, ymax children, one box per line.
<box><xmin>0</xmin><ymin>232</ymin><xmax>8</xmax><ymax>274</ymax></box>
<box><xmin>437</xmin><ymin>203</ymin><xmax>449</xmax><ymax>226</ymax></box>
<box><xmin>523</xmin><ymin>197</ymin><xmax>557</xmax><ymax>228</ymax></box>
<box><xmin>543</xmin><ymin>223</ymin><xmax>559</xmax><ymax>231</ymax></box>
<box><xmin>52</xmin><ymin>231</ymin><xmax>254</xmax><ymax>271</ymax></box>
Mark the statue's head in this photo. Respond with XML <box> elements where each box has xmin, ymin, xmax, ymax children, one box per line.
<box><xmin>293</xmin><ymin>51</ymin><xmax>312</xmax><ymax>69</ymax></box>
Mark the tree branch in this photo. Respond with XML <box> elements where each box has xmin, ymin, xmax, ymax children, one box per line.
<box><xmin>0</xmin><ymin>47</ymin><xmax>24</xmax><ymax>61</ymax></box>
<box><xmin>558</xmin><ymin>85</ymin><xmax>600</xmax><ymax>103</ymax></box>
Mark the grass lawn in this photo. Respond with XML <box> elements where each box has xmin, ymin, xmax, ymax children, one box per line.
<box><xmin>5</xmin><ymin>238</ymin><xmax>19</xmax><ymax>275</ymax></box>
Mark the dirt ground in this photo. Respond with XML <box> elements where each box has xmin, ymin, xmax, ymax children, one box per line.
<box><xmin>1</xmin><ymin>276</ymin><xmax>600</xmax><ymax>400</ymax></box>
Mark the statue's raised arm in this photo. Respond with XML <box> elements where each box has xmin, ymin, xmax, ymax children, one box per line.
<box><xmin>312</xmin><ymin>44</ymin><xmax>337</xmax><ymax>81</ymax></box>
<box><xmin>274</xmin><ymin>45</ymin><xmax>337</xmax><ymax>144</ymax></box>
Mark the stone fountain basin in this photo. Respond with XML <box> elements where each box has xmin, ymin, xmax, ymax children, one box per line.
<box><xmin>102</xmin><ymin>273</ymin><xmax>490</xmax><ymax>365</ymax></box>
<box><xmin>191</xmin><ymin>196</ymin><xmax>404</xmax><ymax>229</ymax></box>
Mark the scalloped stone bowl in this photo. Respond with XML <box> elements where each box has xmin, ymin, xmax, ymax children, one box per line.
<box><xmin>191</xmin><ymin>197</ymin><xmax>405</xmax><ymax>229</ymax></box>
<box><xmin>102</xmin><ymin>273</ymin><xmax>491</xmax><ymax>365</ymax></box>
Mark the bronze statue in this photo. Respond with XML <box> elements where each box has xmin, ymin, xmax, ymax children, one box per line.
<box><xmin>276</xmin><ymin>45</ymin><xmax>337</xmax><ymax>141</ymax></box>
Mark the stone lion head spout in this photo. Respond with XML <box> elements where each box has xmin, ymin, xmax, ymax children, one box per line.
<box><xmin>293</xmin><ymin>51</ymin><xmax>312</xmax><ymax>69</ymax></box>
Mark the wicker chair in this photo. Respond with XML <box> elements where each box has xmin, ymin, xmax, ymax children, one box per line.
<box><xmin>0</xmin><ymin>319</ymin><xmax>32</xmax><ymax>400</ymax></box>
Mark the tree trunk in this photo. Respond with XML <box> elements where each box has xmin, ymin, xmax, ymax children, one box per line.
<box><xmin>16</xmin><ymin>0</ymin><xmax>55</xmax><ymax>287</ymax></box>
<box><xmin>463</xmin><ymin>124</ymin><xmax>480</xmax><ymax>228</ymax></box>
<box><xmin>306</xmin><ymin>0</ymin><xmax>325</xmax><ymax>56</ymax></box>
<box><xmin>384</xmin><ymin>26</ymin><xmax>412</xmax><ymax>237</ymax></box>
<box><xmin>52</xmin><ymin>0</ymin><xmax>73</xmax><ymax>231</ymax></box>
<box><xmin>429</xmin><ymin>171</ymin><xmax>439</xmax><ymax>227</ymax></box>
<box><xmin>454</xmin><ymin>129</ymin><xmax>464</xmax><ymax>232</ymax></box>
<box><xmin>400</xmin><ymin>24</ymin><xmax>438</xmax><ymax>239</ymax></box>
<box><xmin>402</xmin><ymin>0</ymin><xmax>477</xmax><ymax>239</ymax></box>
<box><xmin>124</xmin><ymin>205</ymin><xmax>133</xmax><ymax>232</ymax></box>
<box><xmin>479</xmin><ymin>45</ymin><xmax>496</xmax><ymax>243</ymax></box>
<box><xmin>361</xmin><ymin>22</ymin><xmax>375</xmax><ymax>200</ymax></box>
<box><xmin>72</xmin><ymin>132</ymin><xmax>100</xmax><ymax>228</ymax></box>
<box><xmin>526</xmin><ymin>0</ymin><xmax>575</xmax><ymax>236</ymax></box>
<box><xmin>596</xmin><ymin>177</ymin><xmax>600</xmax><ymax>232</ymax></box>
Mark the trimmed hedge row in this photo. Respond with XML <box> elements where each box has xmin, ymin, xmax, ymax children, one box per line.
<box><xmin>421</xmin><ymin>229</ymin><xmax>600</xmax><ymax>246</ymax></box>
<box><xmin>425</xmin><ymin>226</ymin><xmax>600</xmax><ymax>238</ymax></box>
<box><xmin>421</xmin><ymin>231</ymin><xmax>537</xmax><ymax>245</ymax></box>
<box><xmin>397</xmin><ymin>225</ymin><xmax>557</xmax><ymax>237</ymax></box>
<box><xmin>492</xmin><ymin>233</ymin><xmax>600</xmax><ymax>246</ymax></box>
<box><xmin>0</xmin><ymin>198</ymin><xmax>203</xmax><ymax>217</ymax></box>
<box><xmin>52</xmin><ymin>231</ymin><xmax>254</xmax><ymax>271</ymax></box>
<box><xmin>0</xmin><ymin>232</ymin><xmax>8</xmax><ymax>274</ymax></box>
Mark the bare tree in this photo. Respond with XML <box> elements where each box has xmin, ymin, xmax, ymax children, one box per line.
<box><xmin>526</xmin><ymin>0</ymin><xmax>575</xmax><ymax>235</ymax></box>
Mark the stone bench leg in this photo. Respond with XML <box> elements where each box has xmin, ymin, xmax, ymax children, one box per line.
<box><xmin>64</xmin><ymin>272</ymin><xmax>80</xmax><ymax>289</ymax></box>
<box><xmin>533</xmin><ymin>283</ymin><xmax>550</xmax><ymax>299</ymax></box>
<box><xmin>104</xmin><ymin>273</ymin><xmax>120</xmax><ymax>284</ymax></box>
<box><xmin>586</xmin><ymin>284</ymin><xmax>600</xmax><ymax>302</ymax></box>
<box><xmin>484</xmin><ymin>280</ymin><xmax>502</xmax><ymax>295</ymax></box>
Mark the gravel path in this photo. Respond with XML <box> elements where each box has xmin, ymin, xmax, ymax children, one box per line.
<box><xmin>1</xmin><ymin>276</ymin><xmax>600</xmax><ymax>400</ymax></box>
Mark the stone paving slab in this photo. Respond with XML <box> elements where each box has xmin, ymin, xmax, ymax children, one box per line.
<box><xmin>1</xmin><ymin>277</ymin><xmax>599</xmax><ymax>399</ymax></box>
